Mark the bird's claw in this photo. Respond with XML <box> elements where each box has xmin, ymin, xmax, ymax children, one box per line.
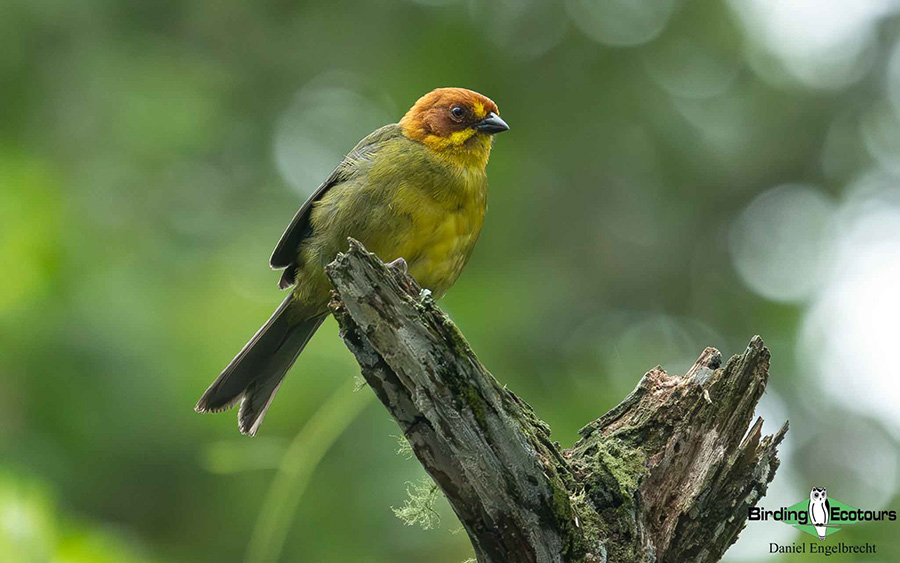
<box><xmin>385</xmin><ymin>257</ymin><xmax>409</xmax><ymax>274</ymax></box>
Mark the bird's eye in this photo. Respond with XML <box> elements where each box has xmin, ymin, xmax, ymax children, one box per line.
<box><xmin>450</xmin><ymin>106</ymin><xmax>466</xmax><ymax>121</ymax></box>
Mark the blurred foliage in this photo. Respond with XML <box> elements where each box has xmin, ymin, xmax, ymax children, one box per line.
<box><xmin>2</xmin><ymin>0</ymin><xmax>900</xmax><ymax>561</ymax></box>
<box><xmin>0</xmin><ymin>472</ymin><xmax>156</xmax><ymax>562</ymax></box>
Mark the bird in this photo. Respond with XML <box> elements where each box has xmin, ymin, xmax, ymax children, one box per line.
<box><xmin>195</xmin><ymin>87</ymin><xmax>509</xmax><ymax>435</ymax></box>
<box><xmin>808</xmin><ymin>487</ymin><xmax>830</xmax><ymax>540</ymax></box>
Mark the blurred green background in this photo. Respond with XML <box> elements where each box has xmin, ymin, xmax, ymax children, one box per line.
<box><xmin>3</xmin><ymin>0</ymin><xmax>900</xmax><ymax>561</ymax></box>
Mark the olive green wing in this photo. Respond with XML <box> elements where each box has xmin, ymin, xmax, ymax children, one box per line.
<box><xmin>270</xmin><ymin>123</ymin><xmax>402</xmax><ymax>289</ymax></box>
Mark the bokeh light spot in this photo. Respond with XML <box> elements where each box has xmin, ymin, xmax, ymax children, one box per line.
<box><xmin>565</xmin><ymin>0</ymin><xmax>677</xmax><ymax>48</ymax></box>
<box><xmin>643</xmin><ymin>36</ymin><xmax>740</xmax><ymax>100</ymax></box>
<box><xmin>729</xmin><ymin>185</ymin><xmax>836</xmax><ymax>303</ymax></box>
<box><xmin>727</xmin><ymin>0</ymin><xmax>893</xmax><ymax>89</ymax></box>
<box><xmin>274</xmin><ymin>76</ymin><xmax>393</xmax><ymax>197</ymax></box>
<box><xmin>800</xmin><ymin>177</ymin><xmax>900</xmax><ymax>437</ymax></box>
<box><xmin>861</xmin><ymin>101</ymin><xmax>900</xmax><ymax>175</ymax></box>
<box><xmin>469</xmin><ymin>0</ymin><xmax>569</xmax><ymax>60</ymax></box>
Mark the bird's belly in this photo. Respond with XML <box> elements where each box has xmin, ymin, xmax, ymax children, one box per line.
<box><xmin>388</xmin><ymin>207</ymin><xmax>484</xmax><ymax>299</ymax></box>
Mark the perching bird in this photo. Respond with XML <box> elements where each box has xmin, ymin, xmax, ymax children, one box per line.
<box><xmin>808</xmin><ymin>487</ymin><xmax>830</xmax><ymax>540</ymax></box>
<box><xmin>195</xmin><ymin>88</ymin><xmax>508</xmax><ymax>435</ymax></box>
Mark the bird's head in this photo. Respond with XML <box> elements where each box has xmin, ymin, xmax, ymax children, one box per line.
<box><xmin>810</xmin><ymin>487</ymin><xmax>827</xmax><ymax>501</ymax></box>
<box><xmin>399</xmin><ymin>87</ymin><xmax>508</xmax><ymax>169</ymax></box>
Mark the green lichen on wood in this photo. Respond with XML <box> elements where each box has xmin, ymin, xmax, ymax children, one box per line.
<box><xmin>438</xmin><ymin>360</ymin><xmax>489</xmax><ymax>431</ymax></box>
<box><xmin>510</xmin><ymin>394</ymin><xmax>608</xmax><ymax>562</ymax></box>
<box><xmin>395</xmin><ymin>434</ymin><xmax>414</xmax><ymax>459</ymax></box>
<box><xmin>393</xmin><ymin>476</ymin><xmax>442</xmax><ymax>530</ymax></box>
<box><xmin>567</xmin><ymin>437</ymin><xmax>649</xmax><ymax>560</ymax></box>
<box><xmin>535</xmin><ymin>456</ymin><xmax>603</xmax><ymax>562</ymax></box>
<box><xmin>594</xmin><ymin>439</ymin><xmax>647</xmax><ymax>505</ymax></box>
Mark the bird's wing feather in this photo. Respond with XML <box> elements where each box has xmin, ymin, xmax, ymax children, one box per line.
<box><xmin>269</xmin><ymin>123</ymin><xmax>402</xmax><ymax>286</ymax></box>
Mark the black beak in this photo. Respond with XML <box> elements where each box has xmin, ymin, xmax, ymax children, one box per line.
<box><xmin>476</xmin><ymin>112</ymin><xmax>509</xmax><ymax>134</ymax></box>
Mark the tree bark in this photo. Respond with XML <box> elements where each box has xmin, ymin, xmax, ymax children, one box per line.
<box><xmin>325</xmin><ymin>240</ymin><xmax>788</xmax><ymax>563</ymax></box>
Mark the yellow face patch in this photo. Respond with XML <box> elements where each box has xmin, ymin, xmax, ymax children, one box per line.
<box><xmin>448</xmin><ymin>128</ymin><xmax>477</xmax><ymax>145</ymax></box>
<box><xmin>425</xmin><ymin>128</ymin><xmax>477</xmax><ymax>150</ymax></box>
<box><xmin>418</xmin><ymin>128</ymin><xmax>492</xmax><ymax>169</ymax></box>
<box><xmin>472</xmin><ymin>101</ymin><xmax>486</xmax><ymax>120</ymax></box>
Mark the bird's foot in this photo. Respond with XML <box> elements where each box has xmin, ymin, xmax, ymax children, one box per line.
<box><xmin>385</xmin><ymin>257</ymin><xmax>408</xmax><ymax>274</ymax></box>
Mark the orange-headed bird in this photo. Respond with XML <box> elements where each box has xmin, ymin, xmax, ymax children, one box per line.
<box><xmin>195</xmin><ymin>88</ymin><xmax>508</xmax><ymax>435</ymax></box>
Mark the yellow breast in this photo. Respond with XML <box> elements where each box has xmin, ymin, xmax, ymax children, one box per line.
<box><xmin>298</xmin><ymin>132</ymin><xmax>491</xmax><ymax>307</ymax></box>
<box><xmin>404</xmin><ymin>204</ymin><xmax>485</xmax><ymax>298</ymax></box>
<box><xmin>384</xmin><ymin>165</ymin><xmax>488</xmax><ymax>298</ymax></box>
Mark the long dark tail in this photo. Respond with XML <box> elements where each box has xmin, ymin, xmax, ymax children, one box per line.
<box><xmin>195</xmin><ymin>295</ymin><xmax>326</xmax><ymax>436</ymax></box>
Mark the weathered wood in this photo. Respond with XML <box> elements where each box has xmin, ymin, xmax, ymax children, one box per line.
<box><xmin>326</xmin><ymin>240</ymin><xmax>787</xmax><ymax>563</ymax></box>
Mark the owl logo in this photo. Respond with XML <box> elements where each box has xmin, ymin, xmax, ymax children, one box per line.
<box><xmin>808</xmin><ymin>487</ymin><xmax>830</xmax><ymax>540</ymax></box>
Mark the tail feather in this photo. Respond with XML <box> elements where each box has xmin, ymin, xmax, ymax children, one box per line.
<box><xmin>195</xmin><ymin>295</ymin><xmax>326</xmax><ymax>435</ymax></box>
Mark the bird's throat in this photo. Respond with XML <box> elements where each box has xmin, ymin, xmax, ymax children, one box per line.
<box><xmin>423</xmin><ymin>132</ymin><xmax>493</xmax><ymax>170</ymax></box>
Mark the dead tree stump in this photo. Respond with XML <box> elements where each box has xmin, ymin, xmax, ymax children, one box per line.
<box><xmin>326</xmin><ymin>240</ymin><xmax>787</xmax><ymax>563</ymax></box>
